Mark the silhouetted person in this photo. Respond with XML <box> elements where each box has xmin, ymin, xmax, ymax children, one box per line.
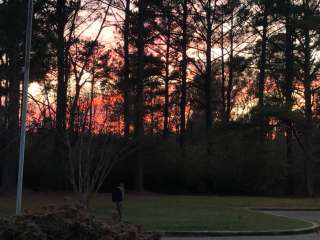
<box><xmin>112</xmin><ymin>183</ymin><xmax>124</xmax><ymax>221</ymax></box>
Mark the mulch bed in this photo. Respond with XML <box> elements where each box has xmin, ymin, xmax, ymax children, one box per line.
<box><xmin>0</xmin><ymin>204</ymin><xmax>161</xmax><ymax>240</ymax></box>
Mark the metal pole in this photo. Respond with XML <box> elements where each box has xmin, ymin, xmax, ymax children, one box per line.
<box><xmin>16</xmin><ymin>0</ymin><xmax>33</xmax><ymax>215</ymax></box>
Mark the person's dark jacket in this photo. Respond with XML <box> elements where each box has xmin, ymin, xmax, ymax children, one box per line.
<box><xmin>112</xmin><ymin>187</ymin><xmax>123</xmax><ymax>202</ymax></box>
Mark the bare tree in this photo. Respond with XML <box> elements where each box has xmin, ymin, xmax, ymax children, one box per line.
<box><xmin>66</xmin><ymin>129</ymin><xmax>135</xmax><ymax>207</ymax></box>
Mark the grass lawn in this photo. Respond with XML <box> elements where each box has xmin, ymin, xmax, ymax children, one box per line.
<box><xmin>1</xmin><ymin>192</ymin><xmax>320</xmax><ymax>231</ymax></box>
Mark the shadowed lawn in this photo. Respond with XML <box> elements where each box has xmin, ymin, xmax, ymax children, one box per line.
<box><xmin>1</xmin><ymin>193</ymin><xmax>319</xmax><ymax>231</ymax></box>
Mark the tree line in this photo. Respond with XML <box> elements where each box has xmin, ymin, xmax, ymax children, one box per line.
<box><xmin>0</xmin><ymin>0</ymin><xmax>320</xmax><ymax>197</ymax></box>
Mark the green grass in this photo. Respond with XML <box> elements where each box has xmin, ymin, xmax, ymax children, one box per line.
<box><xmin>92</xmin><ymin>194</ymin><xmax>316</xmax><ymax>231</ymax></box>
<box><xmin>1</xmin><ymin>193</ymin><xmax>320</xmax><ymax>231</ymax></box>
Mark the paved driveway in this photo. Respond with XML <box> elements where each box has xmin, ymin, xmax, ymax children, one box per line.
<box><xmin>163</xmin><ymin>211</ymin><xmax>320</xmax><ymax>240</ymax></box>
<box><xmin>261</xmin><ymin>210</ymin><xmax>320</xmax><ymax>223</ymax></box>
<box><xmin>164</xmin><ymin>234</ymin><xmax>319</xmax><ymax>240</ymax></box>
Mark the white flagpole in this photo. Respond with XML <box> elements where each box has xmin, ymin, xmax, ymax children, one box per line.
<box><xmin>16</xmin><ymin>0</ymin><xmax>33</xmax><ymax>215</ymax></box>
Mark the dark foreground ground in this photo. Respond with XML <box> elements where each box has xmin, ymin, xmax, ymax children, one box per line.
<box><xmin>1</xmin><ymin>192</ymin><xmax>320</xmax><ymax>232</ymax></box>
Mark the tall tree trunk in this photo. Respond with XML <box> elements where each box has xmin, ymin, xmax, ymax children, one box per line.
<box><xmin>226</xmin><ymin>12</ymin><xmax>234</xmax><ymax>122</ymax></box>
<box><xmin>134</xmin><ymin>0</ymin><xmax>145</xmax><ymax>192</ymax></box>
<box><xmin>220</xmin><ymin>17</ymin><xmax>226</xmax><ymax>122</ymax></box>
<box><xmin>258</xmin><ymin>2</ymin><xmax>268</xmax><ymax>108</ymax></box>
<box><xmin>284</xmin><ymin>10</ymin><xmax>294</xmax><ymax>195</ymax></box>
<box><xmin>56</xmin><ymin>0</ymin><xmax>67</xmax><ymax>135</ymax></box>
<box><xmin>303</xmin><ymin>20</ymin><xmax>314</xmax><ymax>197</ymax></box>
<box><xmin>54</xmin><ymin>0</ymin><xmax>68</xmax><ymax>190</ymax></box>
<box><xmin>163</xmin><ymin>15</ymin><xmax>171</xmax><ymax>139</ymax></box>
<box><xmin>2</xmin><ymin>47</ymin><xmax>20</xmax><ymax>191</ymax></box>
<box><xmin>69</xmin><ymin>77</ymin><xmax>81</xmax><ymax>134</ymax></box>
<box><xmin>205</xmin><ymin>0</ymin><xmax>213</xmax><ymax>153</ymax></box>
<box><xmin>0</xmin><ymin>78</ymin><xmax>4</xmax><ymax>108</ymax></box>
<box><xmin>257</xmin><ymin>2</ymin><xmax>268</xmax><ymax>142</ymax></box>
<box><xmin>7</xmin><ymin>68</ymin><xmax>19</xmax><ymax>114</ymax></box>
<box><xmin>4</xmin><ymin>74</ymin><xmax>9</xmax><ymax>128</ymax></box>
<box><xmin>180</xmin><ymin>0</ymin><xmax>188</xmax><ymax>152</ymax></box>
<box><xmin>5</xmin><ymin>68</ymin><xmax>9</xmax><ymax>111</ymax></box>
<box><xmin>123</xmin><ymin>0</ymin><xmax>130</xmax><ymax>138</ymax></box>
<box><xmin>89</xmin><ymin>68</ymin><xmax>95</xmax><ymax>132</ymax></box>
